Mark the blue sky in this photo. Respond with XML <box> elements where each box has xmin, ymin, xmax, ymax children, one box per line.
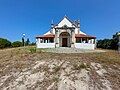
<box><xmin>0</xmin><ymin>0</ymin><xmax>120</xmax><ymax>42</ymax></box>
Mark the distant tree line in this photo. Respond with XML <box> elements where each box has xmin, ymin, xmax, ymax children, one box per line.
<box><xmin>97</xmin><ymin>32</ymin><xmax>119</xmax><ymax>50</ymax></box>
<box><xmin>0</xmin><ymin>38</ymin><xmax>35</xmax><ymax>49</ymax></box>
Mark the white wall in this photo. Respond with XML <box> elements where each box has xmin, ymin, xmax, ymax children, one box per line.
<box><xmin>75</xmin><ymin>43</ymin><xmax>95</xmax><ymax>50</ymax></box>
<box><xmin>58</xmin><ymin>18</ymin><xmax>72</xmax><ymax>27</ymax></box>
<box><xmin>36</xmin><ymin>43</ymin><xmax>55</xmax><ymax>48</ymax></box>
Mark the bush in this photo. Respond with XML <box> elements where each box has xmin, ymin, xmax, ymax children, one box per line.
<box><xmin>97</xmin><ymin>39</ymin><xmax>112</xmax><ymax>49</ymax></box>
<box><xmin>29</xmin><ymin>42</ymin><xmax>36</xmax><ymax>46</ymax></box>
<box><xmin>73</xmin><ymin>63</ymin><xmax>88</xmax><ymax>70</ymax></box>
<box><xmin>12</xmin><ymin>41</ymin><xmax>22</xmax><ymax>47</ymax></box>
<box><xmin>0</xmin><ymin>38</ymin><xmax>11</xmax><ymax>49</ymax></box>
<box><xmin>97</xmin><ymin>32</ymin><xmax>119</xmax><ymax>50</ymax></box>
<box><xmin>29</xmin><ymin>47</ymin><xmax>36</xmax><ymax>53</ymax></box>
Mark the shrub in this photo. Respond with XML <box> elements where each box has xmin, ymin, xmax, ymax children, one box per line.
<box><xmin>53</xmin><ymin>66</ymin><xmax>61</xmax><ymax>72</ymax></box>
<box><xmin>73</xmin><ymin>63</ymin><xmax>87</xmax><ymax>70</ymax></box>
<box><xmin>12</xmin><ymin>41</ymin><xmax>22</xmax><ymax>47</ymax></box>
<box><xmin>25</xmin><ymin>38</ymin><xmax>30</xmax><ymax>46</ymax></box>
<box><xmin>97</xmin><ymin>39</ymin><xmax>112</xmax><ymax>49</ymax></box>
<box><xmin>97</xmin><ymin>32</ymin><xmax>119</xmax><ymax>50</ymax></box>
<box><xmin>29</xmin><ymin>42</ymin><xmax>36</xmax><ymax>46</ymax></box>
<box><xmin>29</xmin><ymin>47</ymin><xmax>36</xmax><ymax>53</ymax></box>
<box><xmin>0</xmin><ymin>38</ymin><xmax>11</xmax><ymax>49</ymax></box>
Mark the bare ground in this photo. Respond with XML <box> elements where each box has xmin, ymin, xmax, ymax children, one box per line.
<box><xmin>0</xmin><ymin>47</ymin><xmax>120</xmax><ymax>90</ymax></box>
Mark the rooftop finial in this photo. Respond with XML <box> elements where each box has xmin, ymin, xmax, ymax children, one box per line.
<box><xmin>51</xmin><ymin>20</ymin><xmax>54</xmax><ymax>29</ymax></box>
<box><xmin>51</xmin><ymin>20</ymin><xmax>54</xmax><ymax>24</ymax></box>
<box><xmin>64</xmin><ymin>15</ymin><xmax>67</xmax><ymax>18</ymax></box>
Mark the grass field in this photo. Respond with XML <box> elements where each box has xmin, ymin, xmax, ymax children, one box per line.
<box><xmin>0</xmin><ymin>47</ymin><xmax>120</xmax><ymax>90</ymax></box>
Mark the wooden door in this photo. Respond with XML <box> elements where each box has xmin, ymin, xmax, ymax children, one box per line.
<box><xmin>62</xmin><ymin>38</ymin><xmax>67</xmax><ymax>47</ymax></box>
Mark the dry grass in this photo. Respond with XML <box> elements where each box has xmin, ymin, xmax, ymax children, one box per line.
<box><xmin>0</xmin><ymin>47</ymin><xmax>120</xmax><ymax>73</ymax></box>
<box><xmin>0</xmin><ymin>47</ymin><xmax>119</xmax><ymax>71</ymax></box>
<box><xmin>0</xmin><ymin>47</ymin><xmax>120</xmax><ymax>90</ymax></box>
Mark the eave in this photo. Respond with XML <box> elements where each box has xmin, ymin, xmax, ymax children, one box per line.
<box><xmin>75</xmin><ymin>34</ymin><xmax>96</xmax><ymax>39</ymax></box>
<box><xmin>36</xmin><ymin>34</ymin><xmax>55</xmax><ymax>38</ymax></box>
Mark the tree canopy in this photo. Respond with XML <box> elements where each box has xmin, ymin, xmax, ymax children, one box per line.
<box><xmin>12</xmin><ymin>41</ymin><xmax>22</xmax><ymax>47</ymax></box>
<box><xmin>0</xmin><ymin>38</ymin><xmax>11</xmax><ymax>49</ymax></box>
<box><xmin>97</xmin><ymin>32</ymin><xmax>119</xmax><ymax>49</ymax></box>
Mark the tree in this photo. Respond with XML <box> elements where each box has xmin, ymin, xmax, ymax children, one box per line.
<box><xmin>97</xmin><ymin>40</ymin><xmax>103</xmax><ymax>48</ymax></box>
<box><xmin>111</xmin><ymin>32</ymin><xmax>119</xmax><ymax>49</ymax></box>
<box><xmin>97</xmin><ymin>32</ymin><xmax>119</xmax><ymax>50</ymax></box>
<box><xmin>97</xmin><ymin>39</ymin><xmax>112</xmax><ymax>49</ymax></box>
<box><xmin>0</xmin><ymin>38</ymin><xmax>11</xmax><ymax>49</ymax></box>
<box><xmin>30</xmin><ymin>42</ymin><xmax>36</xmax><ymax>46</ymax></box>
<box><xmin>25</xmin><ymin>38</ymin><xmax>30</xmax><ymax>46</ymax></box>
<box><xmin>22</xmin><ymin>37</ymin><xmax>24</xmax><ymax>46</ymax></box>
<box><xmin>12</xmin><ymin>41</ymin><xmax>22</xmax><ymax>47</ymax></box>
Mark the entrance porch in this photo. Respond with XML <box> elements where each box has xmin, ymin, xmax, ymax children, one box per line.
<box><xmin>59</xmin><ymin>32</ymin><xmax>71</xmax><ymax>47</ymax></box>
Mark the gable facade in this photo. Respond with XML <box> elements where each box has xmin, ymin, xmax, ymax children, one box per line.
<box><xmin>36</xmin><ymin>16</ymin><xmax>96</xmax><ymax>49</ymax></box>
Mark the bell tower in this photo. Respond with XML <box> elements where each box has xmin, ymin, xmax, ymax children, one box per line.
<box><xmin>74</xmin><ymin>20</ymin><xmax>80</xmax><ymax>34</ymax></box>
<box><xmin>50</xmin><ymin>20</ymin><xmax>54</xmax><ymax>34</ymax></box>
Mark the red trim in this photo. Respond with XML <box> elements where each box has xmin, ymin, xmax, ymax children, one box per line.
<box><xmin>36</xmin><ymin>34</ymin><xmax>55</xmax><ymax>38</ymax></box>
<box><xmin>75</xmin><ymin>34</ymin><xmax>96</xmax><ymax>38</ymax></box>
<box><xmin>36</xmin><ymin>34</ymin><xmax>96</xmax><ymax>39</ymax></box>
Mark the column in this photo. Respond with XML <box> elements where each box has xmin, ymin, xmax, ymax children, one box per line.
<box><xmin>55</xmin><ymin>29</ymin><xmax>59</xmax><ymax>48</ymax></box>
<box><xmin>45</xmin><ymin>38</ymin><xmax>47</xmax><ymax>43</ymax></box>
<box><xmin>91</xmin><ymin>39</ymin><xmax>94</xmax><ymax>44</ymax></box>
<box><xmin>81</xmin><ymin>38</ymin><xmax>82</xmax><ymax>43</ymax></box>
<box><xmin>71</xmin><ymin>29</ymin><xmax>75</xmax><ymax>48</ymax></box>
<box><xmin>38</xmin><ymin>38</ymin><xmax>40</xmax><ymax>43</ymax></box>
<box><xmin>75</xmin><ymin>38</ymin><xmax>76</xmax><ymax>43</ymax></box>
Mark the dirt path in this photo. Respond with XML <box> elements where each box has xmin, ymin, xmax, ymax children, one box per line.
<box><xmin>0</xmin><ymin>60</ymin><xmax>112</xmax><ymax>90</ymax></box>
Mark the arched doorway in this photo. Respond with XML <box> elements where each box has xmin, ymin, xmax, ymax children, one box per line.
<box><xmin>59</xmin><ymin>32</ymin><xmax>71</xmax><ymax>47</ymax></box>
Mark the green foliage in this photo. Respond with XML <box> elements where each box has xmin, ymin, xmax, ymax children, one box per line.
<box><xmin>111</xmin><ymin>32</ymin><xmax>119</xmax><ymax>49</ymax></box>
<box><xmin>97</xmin><ymin>32</ymin><xmax>119</xmax><ymax>50</ymax></box>
<box><xmin>73</xmin><ymin>63</ymin><xmax>88</xmax><ymax>70</ymax></box>
<box><xmin>53</xmin><ymin>66</ymin><xmax>61</xmax><ymax>72</ymax></box>
<box><xmin>12</xmin><ymin>41</ymin><xmax>22</xmax><ymax>47</ymax></box>
<box><xmin>97</xmin><ymin>39</ymin><xmax>112</xmax><ymax>49</ymax></box>
<box><xmin>22</xmin><ymin>37</ymin><xmax>24</xmax><ymax>46</ymax></box>
<box><xmin>0</xmin><ymin>38</ymin><xmax>11</xmax><ymax>49</ymax></box>
<box><xmin>28</xmin><ymin>47</ymin><xmax>36</xmax><ymax>53</ymax></box>
<box><xmin>29</xmin><ymin>42</ymin><xmax>36</xmax><ymax>46</ymax></box>
<box><xmin>25</xmin><ymin>38</ymin><xmax>30</xmax><ymax>46</ymax></box>
<box><xmin>52</xmin><ymin>76</ymin><xmax>59</xmax><ymax>82</ymax></box>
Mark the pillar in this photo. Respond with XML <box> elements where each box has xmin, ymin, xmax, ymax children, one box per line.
<box><xmin>38</xmin><ymin>38</ymin><xmax>40</xmax><ymax>43</ymax></box>
<box><xmin>55</xmin><ymin>29</ymin><xmax>59</xmax><ymax>48</ymax></box>
<box><xmin>71</xmin><ymin>29</ymin><xmax>75</xmax><ymax>48</ymax></box>
<box><xmin>80</xmin><ymin>38</ymin><xmax>82</xmax><ymax>43</ymax></box>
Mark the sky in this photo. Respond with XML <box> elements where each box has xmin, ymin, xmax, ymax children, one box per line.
<box><xmin>0</xmin><ymin>0</ymin><xmax>120</xmax><ymax>42</ymax></box>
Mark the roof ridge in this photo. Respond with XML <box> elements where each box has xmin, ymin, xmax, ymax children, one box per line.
<box><xmin>55</xmin><ymin>16</ymin><xmax>77</xmax><ymax>27</ymax></box>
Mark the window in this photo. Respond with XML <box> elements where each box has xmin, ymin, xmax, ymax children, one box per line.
<box><xmin>82</xmin><ymin>38</ymin><xmax>86</xmax><ymax>43</ymax></box>
<box><xmin>49</xmin><ymin>38</ymin><xmax>54</xmax><ymax>43</ymax></box>
<box><xmin>86</xmin><ymin>38</ymin><xmax>88</xmax><ymax>43</ymax></box>
<box><xmin>76</xmin><ymin>38</ymin><xmax>81</xmax><ymax>43</ymax></box>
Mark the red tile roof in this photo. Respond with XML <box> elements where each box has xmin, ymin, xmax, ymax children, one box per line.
<box><xmin>36</xmin><ymin>34</ymin><xmax>96</xmax><ymax>39</ymax></box>
<box><xmin>75</xmin><ymin>34</ymin><xmax>96</xmax><ymax>38</ymax></box>
<box><xmin>36</xmin><ymin>34</ymin><xmax>55</xmax><ymax>38</ymax></box>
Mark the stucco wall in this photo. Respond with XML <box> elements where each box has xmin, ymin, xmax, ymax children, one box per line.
<box><xmin>36</xmin><ymin>43</ymin><xmax>55</xmax><ymax>48</ymax></box>
<box><xmin>58</xmin><ymin>18</ymin><xmax>73</xmax><ymax>27</ymax></box>
<box><xmin>75</xmin><ymin>43</ymin><xmax>95</xmax><ymax>50</ymax></box>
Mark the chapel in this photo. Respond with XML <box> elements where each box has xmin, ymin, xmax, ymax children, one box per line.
<box><xmin>36</xmin><ymin>16</ymin><xmax>96</xmax><ymax>49</ymax></box>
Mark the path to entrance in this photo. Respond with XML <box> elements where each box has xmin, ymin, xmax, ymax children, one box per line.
<box><xmin>41</xmin><ymin>48</ymin><xmax>106</xmax><ymax>53</ymax></box>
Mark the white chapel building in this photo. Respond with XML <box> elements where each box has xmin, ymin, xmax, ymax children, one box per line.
<box><xmin>36</xmin><ymin>16</ymin><xmax>96</xmax><ymax>49</ymax></box>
